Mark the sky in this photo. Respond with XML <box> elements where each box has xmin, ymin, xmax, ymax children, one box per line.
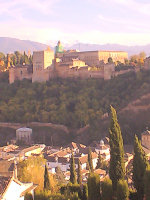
<box><xmin>0</xmin><ymin>0</ymin><xmax>150</xmax><ymax>46</ymax></box>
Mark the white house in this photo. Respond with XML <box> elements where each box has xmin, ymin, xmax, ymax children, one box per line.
<box><xmin>16</xmin><ymin>127</ymin><xmax>32</xmax><ymax>145</ymax></box>
<box><xmin>0</xmin><ymin>176</ymin><xmax>37</xmax><ymax>200</ymax></box>
<box><xmin>0</xmin><ymin>160</ymin><xmax>37</xmax><ymax>200</ymax></box>
<box><xmin>95</xmin><ymin>140</ymin><xmax>110</xmax><ymax>161</ymax></box>
<box><xmin>46</xmin><ymin>156</ymin><xmax>71</xmax><ymax>172</ymax></box>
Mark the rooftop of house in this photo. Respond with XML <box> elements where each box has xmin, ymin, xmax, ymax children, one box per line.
<box><xmin>94</xmin><ymin>169</ymin><xmax>106</xmax><ymax>175</ymax></box>
<box><xmin>142</xmin><ymin>146</ymin><xmax>150</xmax><ymax>155</ymax></box>
<box><xmin>66</xmin><ymin>142</ymin><xmax>86</xmax><ymax>149</ymax></box>
<box><xmin>20</xmin><ymin>184</ymin><xmax>37</xmax><ymax>197</ymax></box>
<box><xmin>124</xmin><ymin>145</ymin><xmax>134</xmax><ymax>154</ymax></box>
<box><xmin>49</xmin><ymin>148</ymin><xmax>71</xmax><ymax>157</ymax></box>
<box><xmin>142</xmin><ymin>129</ymin><xmax>150</xmax><ymax>135</ymax></box>
<box><xmin>0</xmin><ymin>176</ymin><xmax>11</xmax><ymax>196</ymax></box>
<box><xmin>64</xmin><ymin>169</ymin><xmax>89</xmax><ymax>177</ymax></box>
<box><xmin>79</xmin><ymin>147</ymin><xmax>96</xmax><ymax>154</ymax></box>
<box><xmin>0</xmin><ymin>160</ymin><xmax>14</xmax><ymax>177</ymax></box>
<box><xmin>0</xmin><ymin>176</ymin><xmax>37</xmax><ymax>199</ymax></box>
<box><xmin>21</xmin><ymin>145</ymin><xmax>43</xmax><ymax>154</ymax></box>
<box><xmin>16</xmin><ymin>127</ymin><xmax>32</xmax><ymax>132</ymax></box>
<box><xmin>76</xmin><ymin>152</ymin><xmax>98</xmax><ymax>165</ymax></box>
<box><xmin>0</xmin><ymin>145</ymin><xmax>19</xmax><ymax>153</ymax></box>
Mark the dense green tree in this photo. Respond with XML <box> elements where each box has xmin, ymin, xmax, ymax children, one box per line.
<box><xmin>82</xmin><ymin>184</ymin><xmax>88</xmax><ymax>200</ymax></box>
<box><xmin>44</xmin><ymin>164</ymin><xmax>51</xmax><ymax>191</ymax></box>
<box><xmin>86</xmin><ymin>160</ymin><xmax>90</xmax><ymax>171</ymax></box>
<box><xmin>70</xmin><ymin>151</ymin><xmax>77</xmax><ymax>184</ymax></box>
<box><xmin>88</xmin><ymin>147</ymin><xmax>93</xmax><ymax>173</ymax></box>
<box><xmin>55</xmin><ymin>166</ymin><xmax>66</xmax><ymax>184</ymax></box>
<box><xmin>24</xmin><ymin>193</ymin><xmax>33</xmax><ymax>200</ymax></box>
<box><xmin>96</xmin><ymin>152</ymin><xmax>103</xmax><ymax>169</ymax></box>
<box><xmin>1</xmin><ymin>70</ymin><xmax>150</xmax><ymax>146</ymax></box>
<box><xmin>101</xmin><ymin>178</ymin><xmax>113</xmax><ymax>200</ymax></box>
<box><xmin>77</xmin><ymin>159</ymin><xmax>82</xmax><ymax>185</ymax></box>
<box><xmin>108</xmin><ymin>57</ymin><xmax>113</xmax><ymax>64</ymax></box>
<box><xmin>144</xmin><ymin>168</ymin><xmax>150</xmax><ymax>200</ymax></box>
<box><xmin>133</xmin><ymin>135</ymin><xmax>149</xmax><ymax>200</ymax></box>
<box><xmin>14</xmin><ymin>51</ymin><xmax>21</xmax><ymax>64</ymax></box>
<box><xmin>109</xmin><ymin>106</ymin><xmax>125</xmax><ymax>196</ymax></box>
<box><xmin>87</xmin><ymin>173</ymin><xmax>100</xmax><ymax>200</ymax></box>
<box><xmin>0</xmin><ymin>52</ymin><xmax>5</xmax><ymax>60</ymax></box>
<box><xmin>116</xmin><ymin>180</ymin><xmax>129</xmax><ymax>200</ymax></box>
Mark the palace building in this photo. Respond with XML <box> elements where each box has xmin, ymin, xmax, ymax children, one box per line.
<box><xmin>9</xmin><ymin>41</ymin><xmax>128</xmax><ymax>84</ymax></box>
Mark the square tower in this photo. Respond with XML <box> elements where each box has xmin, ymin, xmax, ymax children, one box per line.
<box><xmin>33</xmin><ymin>48</ymin><xmax>54</xmax><ymax>73</ymax></box>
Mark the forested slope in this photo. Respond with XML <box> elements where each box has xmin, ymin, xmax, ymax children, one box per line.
<box><xmin>0</xmin><ymin>70</ymin><xmax>150</xmax><ymax>145</ymax></box>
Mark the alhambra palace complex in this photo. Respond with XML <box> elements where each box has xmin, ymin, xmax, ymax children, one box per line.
<box><xmin>9</xmin><ymin>41</ymin><xmax>129</xmax><ymax>83</ymax></box>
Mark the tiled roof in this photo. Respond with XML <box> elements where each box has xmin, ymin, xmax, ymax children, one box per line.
<box><xmin>46</xmin><ymin>156</ymin><xmax>70</xmax><ymax>164</ymax></box>
<box><xmin>46</xmin><ymin>156</ymin><xmax>56</xmax><ymax>162</ymax></box>
<box><xmin>58</xmin><ymin>157</ymin><xmax>69</xmax><ymax>164</ymax></box>
<box><xmin>0</xmin><ymin>160</ymin><xmax>14</xmax><ymax>177</ymax></box>
<box><xmin>50</xmin><ymin>149</ymin><xmax>71</xmax><ymax>157</ymax></box>
<box><xmin>79</xmin><ymin>147</ymin><xmax>96</xmax><ymax>154</ymax></box>
<box><xmin>94</xmin><ymin>169</ymin><xmax>106</xmax><ymax>175</ymax></box>
<box><xmin>142</xmin><ymin>130</ymin><xmax>150</xmax><ymax>135</ymax></box>
<box><xmin>20</xmin><ymin>184</ymin><xmax>37</xmax><ymax>197</ymax></box>
<box><xmin>142</xmin><ymin>146</ymin><xmax>150</xmax><ymax>155</ymax></box>
<box><xmin>0</xmin><ymin>176</ymin><xmax>11</xmax><ymax>195</ymax></box>
<box><xmin>21</xmin><ymin>145</ymin><xmax>41</xmax><ymax>154</ymax></box>
<box><xmin>67</xmin><ymin>142</ymin><xmax>86</xmax><ymax>149</ymax></box>
<box><xmin>75</xmin><ymin>152</ymin><xmax>98</xmax><ymax>164</ymax></box>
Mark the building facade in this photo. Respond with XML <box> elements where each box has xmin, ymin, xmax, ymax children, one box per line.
<box><xmin>142</xmin><ymin>129</ymin><xmax>150</xmax><ymax>149</ymax></box>
<box><xmin>16</xmin><ymin>127</ymin><xmax>32</xmax><ymax>145</ymax></box>
<box><xmin>9</xmin><ymin>41</ymin><xmax>129</xmax><ymax>84</ymax></box>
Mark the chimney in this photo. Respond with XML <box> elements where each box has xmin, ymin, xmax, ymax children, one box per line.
<box><xmin>13</xmin><ymin>159</ymin><xmax>17</xmax><ymax>179</ymax></box>
<box><xmin>55</xmin><ymin>156</ymin><xmax>58</xmax><ymax>162</ymax></box>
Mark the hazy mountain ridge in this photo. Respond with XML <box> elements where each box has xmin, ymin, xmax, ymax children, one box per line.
<box><xmin>67</xmin><ymin>43</ymin><xmax>150</xmax><ymax>56</ymax></box>
<box><xmin>0</xmin><ymin>37</ymin><xmax>49</xmax><ymax>54</ymax></box>
<box><xmin>1</xmin><ymin>37</ymin><xmax>150</xmax><ymax>56</ymax></box>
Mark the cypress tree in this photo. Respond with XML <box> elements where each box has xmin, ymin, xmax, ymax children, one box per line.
<box><xmin>87</xmin><ymin>173</ymin><xmax>101</xmax><ymax>200</ymax></box>
<box><xmin>96</xmin><ymin>152</ymin><xmax>102</xmax><ymax>169</ymax></box>
<box><xmin>82</xmin><ymin>184</ymin><xmax>88</xmax><ymax>200</ymax></box>
<box><xmin>101</xmin><ymin>178</ymin><xmax>113</xmax><ymax>200</ymax></box>
<box><xmin>109</xmin><ymin>106</ymin><xmax>125</xmax><ymax>195</ymax></box>
<box><xmin>144</xmin><ymin>168</ymin><xmax>150</xmax><ymax>200</ymax></box>
<box><xmin>133</xmin><ymin>135</ymin><xmax>149</xmax><ymax>200</ymax></box>
<box><xmin>88</xmin><ymin>147</ymin><xmax>93</xmax><ymax>173</ymax></box>
<box><xmin>77</xmin><ymin>159</ymin><xmax>82</xmax><ymax>185</ymax></box>
<box><xmin>70</xmin><ymin>151</ymin><xmax>77</xmax><ymax>184</ymax></box>
<box><xmin>44</xmin><ymin>164</ymin><xmax>51</xmax><ymax>191</ymax></box>
<box><xmin>116</xmin><ymin>180</ymin><xmax>129</xmax><ymax>200</ymax></box>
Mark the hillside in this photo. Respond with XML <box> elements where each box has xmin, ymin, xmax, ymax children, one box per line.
<box><xmin>0</xmin><ymin>70</ymin><xmax>150</xmax><ymax>146</ymax></box>
<box><xmin>76</xmin><ymin>92</ymin><xmax>150</xmax><ymax>145</ymax></box>
<box><xmin>0</xmin><ymin>37</ymin><xmax>49</xmax><ymax>54</ymax></box>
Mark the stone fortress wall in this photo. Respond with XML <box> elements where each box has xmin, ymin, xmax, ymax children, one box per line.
<box><xmin>9</xmin><ymin>41</ymin><xmax>129</xmax><ymax>84</ymax></box>
<box><xmin>9</xmin><ymin>65</ymin><xmax>32</xmax><ymax>84</ymax></box>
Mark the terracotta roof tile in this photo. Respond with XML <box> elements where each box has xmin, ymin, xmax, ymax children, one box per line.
<box><xmin>0</xmin><ymin>176</ymin><xmax>11</xmax><ymax>195</ymax></box>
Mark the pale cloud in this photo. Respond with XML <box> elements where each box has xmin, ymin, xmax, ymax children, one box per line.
<box><xmin>106</xmin><ymin>0</ymin><xmax>150</xmax><ymax>16</ymax></box>
<box><xmin>1</xmin><ymin>19</ymin><xmax>150</xmax><ymax>46</ymax></box>
<box><xmin>98</xmin><ymin>14</ymin><xmax>150</xmax><ymax>33</ymax></box>
<box><xmin>90</xmin><ymin>0</ymin><xmax>150</xmax><ymax>16</ymax></box>
<box><xmin>0</xmin><ymin>0</ymin><xmax>61</xmax><ymax>16</ymax></box>
<box><xmin>1</xmin><ymin>0</ymin><xmax>150</xmax><ymax>46</ymax></box>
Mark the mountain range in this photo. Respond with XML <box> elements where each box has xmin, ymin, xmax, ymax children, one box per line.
<box><xmin>1</xmin><ymin>37</ymin><xmax>150</xmax><ymax>57</ymax></box>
